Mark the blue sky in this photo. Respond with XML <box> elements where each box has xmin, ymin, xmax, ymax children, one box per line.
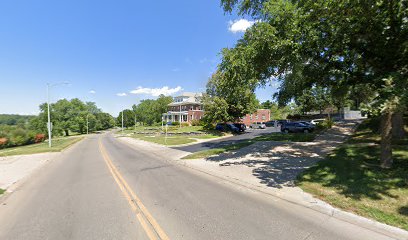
<box><xmin>0</xmin><ymin>0</ymin><xmax>277</xmax><ymax>116</ymax></box>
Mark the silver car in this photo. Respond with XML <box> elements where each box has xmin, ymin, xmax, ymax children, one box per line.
<box><xmin>250</xmin><ymin>122</ymin><xmax>266</xmax><ymax>129</ymax></box>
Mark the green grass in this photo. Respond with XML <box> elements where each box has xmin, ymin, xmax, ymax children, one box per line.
<box><xmin>0</xmin><ymin>188</ymin><xmax>5</xmax><ymax>195</ymax></box>
<box><xmin>133</xmin><ymin>135</ymin><xmax>196</xmax><ymax>146</ymax></box>
<box><xmin>254</xmin><ymin>132</ymin><xmax>316</xmax><ymax>142</ymax></box>
<box><xmin>296</xmin><ymin>119</ymin><xmax>408</xmax><ymax>230</ymax></box>
<box><xmin>182</xmin><ymin>140</ymin><xmax>256</xmax><ymax>159</ymax></box>
<box><xmin>0</xmin><ymin>136</ymin><xmax>84</xmax><ymax>157</ymax></box>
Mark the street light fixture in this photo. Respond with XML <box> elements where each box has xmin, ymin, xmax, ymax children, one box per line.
<box><xmin>47</xmin><ymin>82</ymin><xmax>69</xmax><ymax>148</ymax></box>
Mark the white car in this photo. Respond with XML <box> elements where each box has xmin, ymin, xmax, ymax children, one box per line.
<box><xmin>310</xmin><ymin>119</ymin><xmax>325</xmax><ymax>125</ymax></box>
<box><xmin>250</xmin><ymin>122</ymin><xmax>266</xmax><ymax>129</ymax></box>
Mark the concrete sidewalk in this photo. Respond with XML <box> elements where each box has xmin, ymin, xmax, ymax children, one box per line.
<box><xmin>0</xmin><ymin>152</ymin><xmax>60</xmax><ymax>190</ymax></box>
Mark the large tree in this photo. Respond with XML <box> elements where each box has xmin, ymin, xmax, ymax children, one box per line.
<box><xmin>217</xmin><ymin>0</ymin><xmax>407</xmax><ymax>168</ymax></box>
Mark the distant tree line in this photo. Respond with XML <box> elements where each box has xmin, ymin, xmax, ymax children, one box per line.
<box><xmin>0</xmin><ymin>99</ymin><xmax>115</xmax><ymax>149</ymax></box>
<box><xmin>0</xmin><ymin>114</ymin><xmax>35</xmax><ymax>126</ymax></box>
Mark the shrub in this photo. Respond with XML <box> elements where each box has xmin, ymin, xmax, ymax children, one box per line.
<box><xmin>316</xmin><ymin>118</ymin><xmax>334</xmax><ymax>130</ymax></box>
<box><xmin>171</xmin><ymin>121</ymin><xmax>180</xmax><ymax>126</ymax></box>
<box><xmin>190</xmin><ymin>119</ymin><xmax>201</xmax><ymax>126</ymax></box>
<box><xmin>34</xmin><ymin>133</ymin><xmax>46</xmax><ymax>143</ymax></box>
<box><xmin>0</xmin><ymin>138</ymin><xmax>8</xmax><ymax>149</ymax></box>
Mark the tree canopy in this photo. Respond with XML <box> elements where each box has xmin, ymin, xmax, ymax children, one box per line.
<box><xmin>216</xmin><ymin>0</ymin><xmax>407</xmax><ymax>167</ymax></box>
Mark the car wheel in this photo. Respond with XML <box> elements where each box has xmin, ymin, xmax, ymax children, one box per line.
<box><xmin>304</xmin><ymin>129</ymin><xmax>309</xmax><ymax>133</ymax></box>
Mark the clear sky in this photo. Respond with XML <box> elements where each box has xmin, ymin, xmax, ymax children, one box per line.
<box><xmin>0</xmin><ymin>0</ymin><xmax>277</xmax><ymax>116</ymax></box>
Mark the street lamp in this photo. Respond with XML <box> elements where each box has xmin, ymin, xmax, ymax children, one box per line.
<box><xmin>47</xmin><ymin>82</ymin><xmax>69</xmax><ymax>148</ymax></box>
<box><xmin>121</xmin><ymin>110</ymin><xmax>124</xmax><ymax>134</ymax></box>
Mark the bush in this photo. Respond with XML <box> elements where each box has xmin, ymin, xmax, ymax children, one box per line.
<box><xmin>190</xmin><ymin>119</ymin><xmax>199</xmax><ymax>126</ymax></box>
<box><xmin>171</xmin><ymin>121</ymin><xmax>180</xmax><ymax>126</ymax></box>
<box><xmin>34</xmin><ymin>133</ymin><xmax>46</xmax><ymax>143</ymax></box>
<box><xmin>0</xmin><ymin>138</ymin><xmax>8</xmax><ymax>149</ymax></box>
<box><xmin>316</xmin><ymin>118</ymin><xmax>334</xmax><ymax>130</ymax></box>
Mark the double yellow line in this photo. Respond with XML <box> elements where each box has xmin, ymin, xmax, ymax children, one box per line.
<box><xmin>98</xmin><ymin>138</ymin><xmax>170</xmax><ymax>240</ymax></box>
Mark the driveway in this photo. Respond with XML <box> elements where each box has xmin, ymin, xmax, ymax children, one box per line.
<box><xmin>184</xmin><ymin>120</ymin><xmax>359</xmax><ymax>189</ymax></box>
<box><xmin>172</xmin><ymin>126</ymin><xmax>281</xmax><ymax>152</ymax></box>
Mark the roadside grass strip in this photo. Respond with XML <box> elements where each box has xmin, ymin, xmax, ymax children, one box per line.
<box><xmin>182</xmin><ymin>140</ymin><xmax>256</xmax><ymax>159</ymax></box>
<box><xmin>297</xmin><ymin>120</ymin><xmax>408</xmax><ymax>231</ymax></box>
<box><xmin>0</xmin><ymin>136</ymin><xmax>84</xmax><ymax>157</ymax></box>
<box><xmin>0</xmin><ymin>188</ymin><xmax>5</xmax><ymax>195</ymax></box>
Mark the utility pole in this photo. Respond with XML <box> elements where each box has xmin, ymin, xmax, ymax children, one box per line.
<box><xmin>134</xmin><ymin>112</ymin><xmax>137</xmax><ymax>131</ymax></box>
<box><xmin>179</xmin><ymin>104</ymin><xmax>182</xmax><ymax>128</ymax></box>
<box><xmin>47</xmin><ymin>84</ymin><xmax>52</xmax><ymax>148</ymax></box>
<box><xmin>86</xmin><ymin>114</ymin><xmax>89</xmax><ymax>134</ymax></box>
<box><xmin>121</xmin><ymin>110</ymin><xmax>124</xmax><ymax>134</ymax></box>
<box><xmin>46</xmin><ymin>82</ymin><xmax>69</xmax><ymax>148</ymax></box>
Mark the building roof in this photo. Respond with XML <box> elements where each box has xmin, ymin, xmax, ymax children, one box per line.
<box><xmin>168</xmin><ymin>101</ymin><xmax>201</xmax><ymax>106</ymax></box>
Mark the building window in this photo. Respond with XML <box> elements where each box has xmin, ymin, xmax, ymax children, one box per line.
<box><xmin>255</xmin><ymin>115</ymin><xmax>259</xmax><ymax>120</ymax></box>
<box><xmin>262</xmin><ymin>114</ymin><xmax>265</xmax><ymax>120</ymax></box>
<box><xmin>250</xmin><ymin>114</ymin><xmax>253</xmax><ymax>120</ymax></box>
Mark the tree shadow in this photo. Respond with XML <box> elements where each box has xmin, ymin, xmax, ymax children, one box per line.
<box><xmin>399</xmin><ymin>206</ymin><xmax>408</xmax><ymax>216</ymax></box>
<box><xmin>297</xmin><ymin>145</ymin><xmax>408</xmax><ymax>200</ymax></box>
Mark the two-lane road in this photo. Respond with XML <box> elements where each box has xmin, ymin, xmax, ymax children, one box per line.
<box><xmin>0</xmin><ymin>133</ymin><xmax>395</xmax><ymax>239</ymax></box>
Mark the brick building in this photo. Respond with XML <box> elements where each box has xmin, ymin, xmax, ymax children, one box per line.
<box><xmin>162</xmin><ymin>92</ymin><xmax>204</xmax><ymax>124</ymax></box>
<box><xmin>240</xmin><ymin>109</ymin><xmax>271</xmax><ymax>126</ymax></box>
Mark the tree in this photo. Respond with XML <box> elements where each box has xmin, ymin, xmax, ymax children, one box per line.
<box><xmin>117</xmin><ymin>109</ymin><xmax>134</xmax><ymax>128</ymax></box>
<box><xmin>131</xmin><ymin>95</ymin><xmax>173</xmax><ymax>126</ymax></box>
<box><xmin>33</xmin><ymin>99</ymin><xmax>113</xmax><ymax>136</ymax></box>
<box><xmin>217</xmin><ymin>0</ymin><xmax>408</xmax><ymax>168</ymax></box>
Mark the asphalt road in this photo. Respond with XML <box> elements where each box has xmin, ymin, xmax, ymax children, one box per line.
<box><xmin>0</xmin><ymin>133</ymin><xmax>395</xmax><ymax>240</ymax></box>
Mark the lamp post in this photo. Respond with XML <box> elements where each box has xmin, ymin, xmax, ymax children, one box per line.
<box><xmin>121</xmin><ymin>110</ymin><xmax>124</xmax><ymax>134</ymax></box>
<box><xmin>86</xmin><ymin>114</ymin><xmax>89</xmax><ymax>134</ymax></box>
<box><xmin>46</xmin><ymin>82</ymin><xmax>69</xmax><ymax>148</ymax></box>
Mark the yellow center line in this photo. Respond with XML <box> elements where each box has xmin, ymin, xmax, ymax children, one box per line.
<box><xmin>98</xmin><ymin>138</ymin><xmax>170</xmax><ymax>240</ymax></box>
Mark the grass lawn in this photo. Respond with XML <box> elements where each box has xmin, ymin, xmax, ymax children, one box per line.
<box><xmin>296</xmin><ymin>119</ymin><xmax>408</xmax><ymax>230</ymax></box>
<box><xmin>0</xmin><ymin>188</ymin><xmax>4</xmax><ymax>195</ymax></box>
<box><xmin>254</xmin><ymin>132</ymin><xmax>316</xmax><ymax>142</ymax></box>
<box><xmin>125</xmin><ymin>125</ymin><xmax>225</xmax><ymax>146</ymax></box>
<box><xmin>132</xmin><ymin>135</ymin><xmax>196</xmax><ymax>146</ymax></box>
<box><xmin>182</xmin><ymin>140</ymin><xmax>256</xmax><ymax>159</ymax></box>
<box><xmin>0</xmin><ymin>136</ymin><xmax>84</xmax><ymax>157</ymax></box>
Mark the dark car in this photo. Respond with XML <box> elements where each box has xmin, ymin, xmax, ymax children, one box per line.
<box><xmin>233</xmin><ymin>123</ymin><xmax>246</xmax><ymax>132</ymax></box>
<box><xmin>298</xmin><ymin>121</ymin><xmax>315</xmax><ymax>128</ymax></box>
<box><xmin>215</xmin><ymin>123</ymin><xmax>240</xmax><ymax>133</ymax></box>
<box><xmin>265</xmin><ymin>120</ymin><xmax>276</xmax><ymax>127</ymax></box>
<box><xmin>281</xmin><ymin>122</ymin><xmax>314</xmax><ymax>133</ymax></box>
<box><xmin>277</xmin><ymin>120</ymin><xmax>290</xmax><ymax>126</ymax></box>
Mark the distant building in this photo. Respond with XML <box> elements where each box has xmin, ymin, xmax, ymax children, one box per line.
<box><xmin>162</xmin><ymin>92</ymin><xmax>204</xmax><ymax>124</ymax></box>
<box><xmin>240</xmin><ymin>109</ymin><xmax>271</xmax><ymax>126</ymax></box>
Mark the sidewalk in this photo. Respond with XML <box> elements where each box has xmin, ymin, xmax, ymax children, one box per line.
<box><xmin>0</xmin><ymin>152</ymin><xmax>60</xmax><ymax>190</ymax></box>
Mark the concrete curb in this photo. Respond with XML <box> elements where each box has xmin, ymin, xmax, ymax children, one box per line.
<box><xmin>177</xmin><ymin>159</ymin><xmax>408</xmax><ymax>240</ymax></box>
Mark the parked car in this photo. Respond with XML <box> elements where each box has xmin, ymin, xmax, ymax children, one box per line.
<box><xmin>298</xmin><ymin>121</ymin><xmax>315</xmax><ymax>128</ymax></box>
<box><xmin>281</xmin><ymin>122</ymin><xmax>314</xmax><ymax>133</ymax></box>
<box><xmin>310</xmin><ymin>119</ymin><xmax>325</xmax><ymax>125</ymax></box>
<box><xmin>265</xmin><ymin>120</ymin><xmax>277</xmax><ymax>127</ymax></box>
<box><xmin>250</xmin><ymin>122</ymin><xmax>266</xmax><ymax>129</ymax></box>
<box><xmin>277</xmin><ymin>120</ymin><xmax>290</xmax><ymax>126</ymax></box>
<box><xmin>233</xmin><ymin>123</ymin><xmax>246</xmax><ymax>132</ymax></box>
<box><xmin>215</xmin><ymin>123</ymin><xmax>240</xmax><ymax>133</ymax></box>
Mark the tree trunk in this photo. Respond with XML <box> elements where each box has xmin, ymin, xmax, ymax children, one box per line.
<box><xmin>64</xmin><ymin>129</ymin><xmax>69</xmax><ymax>136</ymax></box>
<box><xmin>392</xmin><ymin>111</ymin><xmax>405</xmax><ymax>139</ymax></box>
<box><xmin>380</xmin><ymin>112</ymin><xmax>393</xmax><ymax>168</ymax></box>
